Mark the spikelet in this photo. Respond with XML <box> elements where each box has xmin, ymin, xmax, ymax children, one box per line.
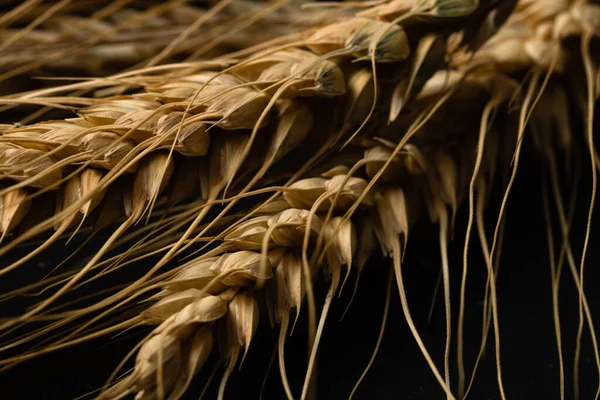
<box><xmin>78</xmin><ymin>97</ymin><xmax>159</xmax><ymax>126</ymax></box>
<box><xmin>390</xmin><ymin>34</ymin><xmax>447</xmax><ymax>123</ymax></box>
<box><xmin>273</xmin><ymin>252</ymin><xmax>304</xmax><ymax>323</ymax></box>
<box><xmin>267</xmin><ymin>100</ymin><xmax>314</xmax><ymax>163</ymax></box>
<box><xmin>0</xmin><ymin>188</ymin><xmax>30</xmax><ymax>237</ymax></box>
<box><xmin>154</xmin><ymin>112</ymin><xmax>211</xmax><ymax>157</ymax></box>
<box><xmin>124</xmin><ymin>152</ymin><xmax>174</xmax><ymax>217</ymax></box>
<box><xmin>375</xmin><ymin>188</ymin><xmax>409</xmax><ymax>256</ymax></box>
<box><xmin>205</xmin><ymin>86</ymin><xmax>272</xmax><ymax>130</ymax></box>
<box><xmin>149</xmin><ymin>73</ymin><xmax>241</xmax><ymax>103</ymax></box>
<box><xmin>157</xmin><ymin>294</ymin><xmax>228</xmax><ymax>334</ymax></box>
<box><xmin>128</xmin><ymin>332</ymin><xmax>183</xmax><ymax>397</ymax></box>
<box><xmin>284</xmin><ymin>178</ymin><xmax>328</xmax><ymax>210</ymax></box>
<box><xmin>142</xmin><ymin>289</ymin><xmax>204</xmax><ymax>325</ymax></box>
<box><xmin>255</xmin><ymin>50</ymin><xmax>347</xmax><ymax>97</ymax></box>
<box><xmin>326</xmin><ymin>174</ymin><xmax>375</xmax><ymax>208</ymax></box>
<box><xmin>0</xmin><ymin>146</ymin><xmax>61</xmax><ymax>188</ymax></box>
<box><xmin>200</xmin><ymin>133</ymin><xmax>248</xmax><ymax>200</ymax></box>
<box><xmin>364</xmin><ymin>145</ymin><xmax>403</xmax><ymax>182</ymax></box>
<box><xmin>165</xmin><ymin>257</ymin><xmax>224</xmax><ymax>293</ymax></box>
<box><xmin>80</xmin><ymin>131</ymin><xmax>138</xmax><ymax>171</ymax></box>
<box><xmin>222</xmin><ymin>290</ymin><xmax>259</xmax><ymax>361</ymax></box>
<box><xmin>224</xmin><ymin>216</ymin><xmax>271</xmax><ymax>251</ymax></box>
<box><xmin>322</xmin><ymin>216</ymin><xmax>356</xmax><ymax>289</ymax></box>
<box><xmin>343</xmin><ymin>68</ymin><xmax>376</xmax><ymax>129</ymax></box>
<box><xmin>308</xmin><ymin>17</ymin><xmax>410</xmax><ymax>62</ymax></box>
<box><xmin>267</xmin><ymin>208</ymin><xmax>322</xmax><ymax>247</ymax></box>
<box><xmin>168</xmin><ymin>327</ymin><xmax>214</xmax><ymax>400</ymax></box>
<box><xmin>210</xmin><ymin>251</ymin><xmax>273</xmax><ymax>286</ymax></box>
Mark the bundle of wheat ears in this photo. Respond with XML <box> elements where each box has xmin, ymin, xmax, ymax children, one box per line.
<box><xmin>0</xmin><ymin>0</ymin><xmax>599</xmax><ymax>398</ymax></box>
